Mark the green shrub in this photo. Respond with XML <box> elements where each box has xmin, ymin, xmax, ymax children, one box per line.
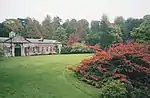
<box><xmin>125</xmin><ymin>83</ymin><xmax>150</xmax><ymax>98</ymax></box>
<box><xmin>61</xmin><ymin>45</ymin><xmax>72</xmax><ymax>54</ymax></box>
<box><xmin>99</xmin><ymin>80</ymin><xmax>128</xmax><ymax>98</ymax></box>
<box><xmin>61</xmin><ymin>43</ymin><xmax>93</xmax><ymax>54</ymax></box>
<box><xmin>71</xmin><ymin>43</ymin><xmax>93</xmax><ymax>53</ymax></box>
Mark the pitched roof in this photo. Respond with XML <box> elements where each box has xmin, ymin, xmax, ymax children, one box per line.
<box><xmin>4</xmin><ymin>35</ymin><xmax>29</xmax><ymax>43</ymax></box>
<box><xmin>26</xmin><ymin>38</ymin><xmax>61</xmax><ymax>44</ymax></box>
<box><xmin>0</xmin><ymin>37</ymin><xmax>9</xmax><ymax>42</ymax></box>
<box><xmin>0</xmin><ymin>36</ymin><xmax>61</xmax><ymax>44</ymax></box>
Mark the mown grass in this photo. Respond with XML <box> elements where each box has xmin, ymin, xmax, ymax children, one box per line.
<box><xmin>0</xmin><ymin>54</ymin><xmax>99</xmax><ymax>98</ymax></box>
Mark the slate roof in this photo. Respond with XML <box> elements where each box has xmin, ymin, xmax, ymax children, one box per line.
<box><xmin>0</xmin><ymin>37</ymin><xmax>9</xmax><ymax>42</ymax></box>
<box><xmin>0</xmin><ymin>37</ymin><xmax>61</xmax><ymax>44</ymax></box>
<box><xmin>26</xmin><ymin>38</ymin><xmax>61</xmax><ymax>44</ymax></box>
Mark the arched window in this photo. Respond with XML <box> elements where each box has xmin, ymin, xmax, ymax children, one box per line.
<box><xmin>33</xmin><ymin>47</ymin><xmax>35</xmax><ymax>53</ymax></box>
<box><xmin>36</xmin><ymin>46</ymin><xmax>40</xmax><ymax>53</ymax></box>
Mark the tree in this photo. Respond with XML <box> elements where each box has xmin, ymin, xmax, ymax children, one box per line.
<box><xmin>3</xmin><ymin>19</ymin><xmax>25</xmax><ymax>35</ymax></box>
<box><xmin>114</xmin><ymin>16</ymin><xmax>125</xmax><ymax>25</ymax></box>
<box><xmin>53</xmin><ymin>27</ymin><xmax>67</xmax><ymax>44</ymax></box>
<box><xmin>99</xmin><ymin>14</ymin><xmax>114</xmax><ymax>48</ymax></box>
<box><xmin>90</xmin><ymin>20</ymin><xmax>100</xmax><ymax>33</ymax></box>
<box><xmin>42</xmin><ymin>16</ymin><xmax>62</xmax><ymax>39</ymax></box>
<box><xmin>52</xmin><ymin>16</ymin><xmax>62</xmax><ymax>30</ymax></box>
<box><xmin>100</xmin><ymin>14</ymin><xmax>110</xmax><ymax>32</ymax></box>
<box><xmin>99</xmin><ymin>31</ymin><xmax>120</xmax><ymax>49</ymax></box>
<box><xmin>86</xmin><ymin>33</ymin><xmax>101</xmax><ymax>45</ymax></box>
<box><xmin>131</xmin><ymin>20</ymin><xmax>150</xmax><ymax>42</ymax></box>
<box><xmin>0</xmin><ymin>23</ymin><xmax>11</xmax><ymax>37</ymax></box>
<box><xmin>76</xmin><ymin>19</ymin><xmax>89</xmax><ymax>41</ymax></box>
<box><xmin>114</xmin><ymin>16</ymin><xmax>125</xmax><ymax>33</ymax></box>
<box><xmin>0</xmin><ymin>18</ymin><xmax>42</xmax><ymax>38</ymax></box>
<box><xmin>24</xmin><ymin>18</ymin><xmax>42</xmax><ymax>38</ymax></box>
<box><xmin>98</xmin><ymin>14</ymin><xmax>122</xmax><ymax>48</ymax></box>
<box><xmin>143</xmin><ymin>14</ymin><xmax>150</xmax><ymax>22</ymax></box>
<box><xmin>42</xmin><ymin>15</ymin><xmax>55</xmax><ymax>39</ymax></box>
<box><xmin>123</xmin><ymin>18</ymin><xmax>143</xmax><ymax>42</ymax></box>
<box><xmin>62</xmin><ymin>19</ymin><xmax>77</xmax><ymax>37</ymax></box>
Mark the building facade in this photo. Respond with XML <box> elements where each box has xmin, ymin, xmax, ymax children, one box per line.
<box><xmin>0</xmin><ymin>33</ymin><xmax>62</xmax><ymax>57</ymax></box>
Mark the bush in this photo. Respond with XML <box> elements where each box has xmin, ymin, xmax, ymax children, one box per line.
<box><xmin>61</xmin><ymin>45</ymin><xmax>72</xmax><ymax>54</ymax></box>
<box><xmin>99</xmin><ymin>80</ymin><xmax>128</xmax><ymax>98</ymax></box>
<box><xmin>61</xmin><ymin>43</ymin><xmax>93</xmax><ymax>54</ymax></box>
<box><xmin>125</xmin><ymin>83</ymin><xmax>150</xmax><ymax>98</ymax></box>
<box><xmin>71</xmin><ymin>43</ymin><xmax>93</xmax><ymax>54</ymax></box>
<box><xmin>75</xmin><ymin>43</ymin><xmax>150</xmax><ymax>97</ymax></box>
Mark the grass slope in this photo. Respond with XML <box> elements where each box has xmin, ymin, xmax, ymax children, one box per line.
<box><xmin>0</xmin><ymin>54</ymin><xmax>99</xmax><ymax>98</ymax></box>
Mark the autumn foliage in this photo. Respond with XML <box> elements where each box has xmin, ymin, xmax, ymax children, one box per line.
<box><xmin>75</xmin><ymin>43</ymin><xmax>150</xmax><ymax>91</ymax></box>
<box><xmin>67</xmin><ymin>34</ymin><xmax>80</xmax><ymax>45</ymax></box>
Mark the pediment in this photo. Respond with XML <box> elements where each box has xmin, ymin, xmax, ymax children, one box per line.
<box><xmin>5</xmin><ymin>35</ymin><xmax>30</xmax><ymax>43</ymax></box>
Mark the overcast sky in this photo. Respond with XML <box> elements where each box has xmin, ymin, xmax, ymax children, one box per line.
<box><xmin>0</xmin><ymin>0</ymin><xmax>150</xmax><ymax>22</ymax></box>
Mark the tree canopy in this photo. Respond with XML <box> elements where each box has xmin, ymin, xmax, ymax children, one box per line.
<box><xmin>0</xmin><ymin>14</ymin><xmax>149</xmax><ymax>48</ymax></box>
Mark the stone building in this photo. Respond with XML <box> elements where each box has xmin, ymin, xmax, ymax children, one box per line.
<box><xmin>0</xmin><ymin>32</ymin><xmax>62</xmax><ymax>57</ymax></box>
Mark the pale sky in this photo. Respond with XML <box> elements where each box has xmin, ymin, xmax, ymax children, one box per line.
<box><xmin>0</xmin><ymin>0</ymin><xmax>150</xmax><ymax>23</ymax></box>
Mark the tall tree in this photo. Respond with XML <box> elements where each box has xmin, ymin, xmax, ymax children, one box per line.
<box><xmin>131</xmin><ymin>16</ymin><xmax>150</xmax><ymax>42</ymax></box>
<box><xmin>62</xmin><ymin>19</ymin><xmax>77</xmax><ymax>37</ymax></box>
<box><xmin>0</xmin><ymin>23</ymin><xmax>11</xmax><ymax>37</ymax></box>
<box><xmin>114</xmin><ymin>16</ymin><xmax>125</xmax><ymax>32</ymax></box>
<box><xmin>98</xmin><ymin>14</ymin><xmax>122</xmax><ymax>48</ymax></box>
<box><xmin>123</xmin><ymin>18</ymin><xmax>143</xmax><ymax>42</ymax></box>
<box><xmin>53</xmin><ymin>27</ymin><xmax>67</xmax><ymax>44</ymax></box>
<box><xmin>76</xmin><ymin>19</ymin><xmax>89</xmax><ymax>41</ymax></box>
<box><xmin>42</xmin><ymin>15</ymin><xmax>55</xmax><ymax>39</ymax></box>
<box><xmin>100</xmin><ymin>14</ymin><xmax>110</xmax><ymax>32</ymax></box>
<box><xmin>90</xmin><ymin>20</ymin><xmax>100</xmax><ymax>33</ymax></box>
<box><xmin>3</xmin><ymin>19</ymin><xmax>24</xmax><ymax>35</ymax></box>
<box><xmin>143</xmin><ymin>14</ymin><xmax>150</xmax><ymax>22</ymax></box>
<box><xmin>22</xmin><ymin>17</ymin><xmax>42</xmax><ymax>38</ymax></box>
<box><xmin>52</xmin><ymin>16</ymin><xmax>62</xmax><ymax>30</ymax></box>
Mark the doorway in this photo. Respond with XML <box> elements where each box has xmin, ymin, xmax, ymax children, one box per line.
<box><xmin>15</xmin><ymin>44</ymin><xmax>21</xmax><ymax>56</ymax></box>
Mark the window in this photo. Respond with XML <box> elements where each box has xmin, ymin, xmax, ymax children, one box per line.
<box><xmin>50</xmin><ymin>46</ymin><xmax>54</xmax><ymax>52</ymax></box>
<box><xmin>36</xmin><ymin>46</ymin><xmax>40</xmax><ymax>53</ymax></box>
<box><xmin>46</xmin><ymin>47</ymin><xmax>49</xmax><ymax>52</ymax></box>
<box><xmin>42</xmin><ymin>47</ymin><xmax>44</xmax><ymax>52</ymax></box>
<box><xmin>33</xmin><ymin>47</ymin><xmax>35</xmax><ymax>53</ymax></box>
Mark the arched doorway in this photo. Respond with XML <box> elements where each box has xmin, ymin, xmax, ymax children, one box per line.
<box><xmin>15</xmin><ymin>44</ymin><xmax>21</xmax><ymax>56</ymax></box>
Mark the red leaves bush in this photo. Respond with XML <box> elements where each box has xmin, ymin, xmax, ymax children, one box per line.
<box><xmin>67</xmin><ymin>34</ymin><xmax>80</xmax><ymax>45</ymax></box>
<box><xmin>75</xmin><ymin>43</ymin><xmax>150</xmax><ymax>90</ymax></box>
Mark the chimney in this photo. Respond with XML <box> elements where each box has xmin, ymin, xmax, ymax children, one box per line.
<box><xmin>39</xmin><ymin>35</ymin><xmax>44</xmax><ymax>42</ymax></box>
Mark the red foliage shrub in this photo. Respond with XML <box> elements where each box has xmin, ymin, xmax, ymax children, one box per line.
<box><xmin>67</xmin><ymin>34</ymin><xmax>80</xmax><ymax>45</ymax></box>
<box><xmin>75</xmin><ymin>43</ymin><xmax>150</xmax><ymax>89</ymax></box>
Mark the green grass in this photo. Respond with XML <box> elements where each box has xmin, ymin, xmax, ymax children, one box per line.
<box><xmin>0</xmin><ymin>54</ymin><xmax>99</xmax><ymax>98</ymax></box>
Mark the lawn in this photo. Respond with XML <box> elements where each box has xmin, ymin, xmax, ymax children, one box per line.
<box><xmin>0</xmin><ymin>54</ymin><xmax>99</xmax><ymax>98</ymax></box>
